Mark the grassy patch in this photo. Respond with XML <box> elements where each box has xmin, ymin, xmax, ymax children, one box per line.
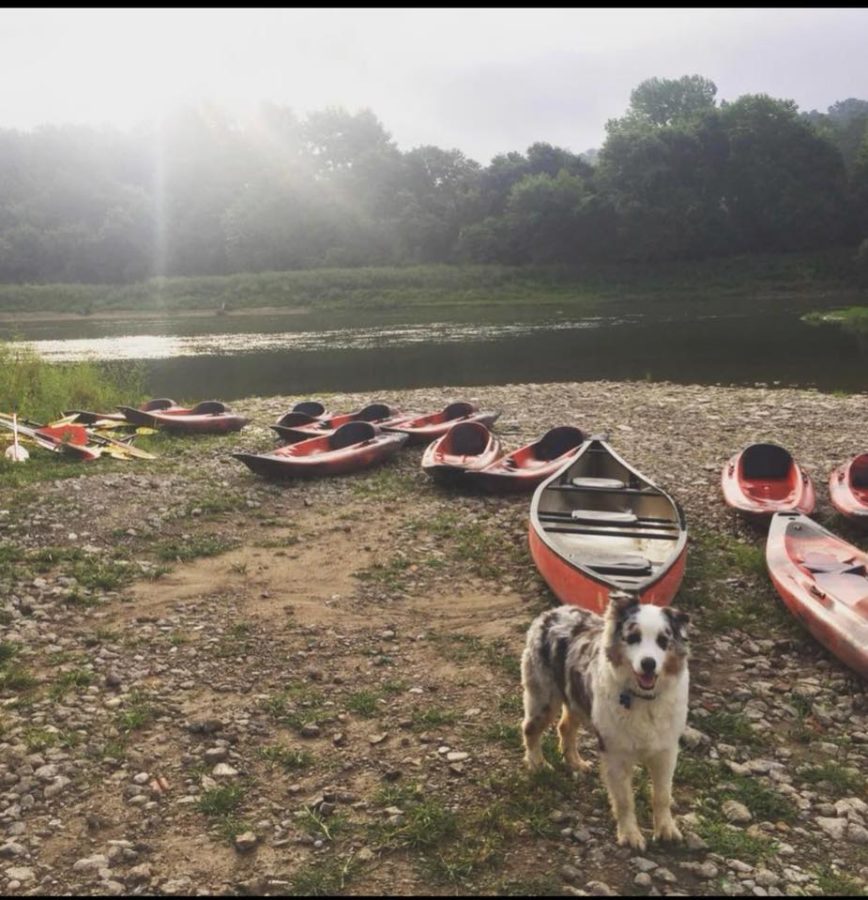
<box><xmin>798</xmin><ymin>761</ymin><xmax>866</xmax><ymax>795</ymax></box>
<box><xmin>410</xmin><ymin>707</ymin><xmax>460</xmax><ymax>730</ymax></box>
<box><xmin>694</xmin><ymin>818</ymin><xmax>776</xmax><ymax>864</ymax></box>
<box><xmin>257</xmin><ymin>744</ymin><xmax>314</xmax><ymax>772</ymax></box>
<box><xmin>114</xmin><ymin>691</ymin><xmax>157</xmax><ymax>733</ymax></box>
<box><xmin>346</xmin><ymin>690</ymin><xmax>383</xmax><ymax>718</ymax></box>
<box><xmin>262</xmin><ymin>684</ymin><xmax>327</xmax><ymax>732</ymax></box>
<box><xmin>154</xmin><ymin>533</ymin><xmax>239</xmax><ymax>562</ymax></box>
<box><xmin>289</xmin><ymin>855</ymin><xmax>359</xmax><ymax>897</ymax></box>
<box><xmin>49</xmin><ymin>668</ymin><xmax>93</xmax><ymax>699</ymax></box>
<box><xmin>814</xmin><ymin>864</ymin><xmax>868</xmax><ymax>897</ymax></box>
<box><xmin>700</xmin><ymin>709</ymin><xmax>767</xmax><ymax>747</ymax></box>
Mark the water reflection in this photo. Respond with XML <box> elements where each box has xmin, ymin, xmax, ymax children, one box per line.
<box><xmin>25</xmin><ymin>318</ymin><xmax>625</xmax><ymax>362</ymax></box>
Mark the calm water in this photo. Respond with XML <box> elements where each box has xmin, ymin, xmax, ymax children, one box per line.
<box><xmin>4</xmin><ymin>299</ymin><xmax>867</xmax><ymax>400</ymax></box>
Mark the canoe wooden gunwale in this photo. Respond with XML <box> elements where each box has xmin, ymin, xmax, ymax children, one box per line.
<box><xmin>529</xmin><ymin>437</ymin><xmax>687</xmax><ymax>612</ymax></box>
<box><xmin>766</xmin><ymin>511</ymin><xmax>868</xmax><ymax>679</ymax></box>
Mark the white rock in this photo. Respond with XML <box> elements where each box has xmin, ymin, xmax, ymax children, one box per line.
<box><xmin>722</xmin><ymin>800</ymin><xmax>752</xmax><ymax>823</ymax></box>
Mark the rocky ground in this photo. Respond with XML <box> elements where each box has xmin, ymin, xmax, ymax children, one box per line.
<box><xmin>0</xmin><ymin>379</ymin><xmax>866</xmax><ymax>897</ymax></box>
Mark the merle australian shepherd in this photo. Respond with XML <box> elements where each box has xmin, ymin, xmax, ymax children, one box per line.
<box><xmin>521</xmin><ymin>591</ymin><xmax>690</xmax><ymax>850</ymax></box>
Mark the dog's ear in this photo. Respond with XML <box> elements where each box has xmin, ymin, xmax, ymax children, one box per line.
<box><xmin>606</xmin><ymin>590</ymin><xmax>640</xmax><ymax>625</ymax></box>
<box><xmin>664</xmin><ymin>607</ymin><xmax>690</xmax><ymax>637</ymax></box>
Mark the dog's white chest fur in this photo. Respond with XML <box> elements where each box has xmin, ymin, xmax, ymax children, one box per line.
<box><xmin>593</xmin><ymin>668</ymin><xmax>689</xmax><ymax>760</ymax></box>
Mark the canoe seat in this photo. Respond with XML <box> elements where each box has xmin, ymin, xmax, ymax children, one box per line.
<box><xmin>535</xmin><ymin>426</ymin><xmax>585</xmax><ymax>461</ymax></box>
<box><xmin>741</xmin><ymin>443</ymin><xmax>792</xmax><ymax>480</ymax></box>
<box><xmin>581</xmin><ymin>553</ymin><xmax>652</xmax><ymax>576</ymax></box>
<box><xmin>330</xmin><ymin>421</ymin><xmax>376</xmax><ymax>449</ymax></box>
<box><xmin>571</xmin><ymin>476</ymin><xmax>626</xmax><ymax>489</ymax></box>
<box><xmin>571</xmin><ymin>509</ymin><xmax>638</xmax><ymax>525</ymax></box>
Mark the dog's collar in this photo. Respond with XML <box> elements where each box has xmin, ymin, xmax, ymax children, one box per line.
<box><xmin>619</xmin><ymin>689</ymin><xmax>656</xmax><ymax>709</ymax></box>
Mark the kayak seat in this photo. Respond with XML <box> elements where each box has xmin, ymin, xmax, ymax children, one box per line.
<box><xmin>448</xmin><ymin>422</ymin><xmax>490</xmax><ymax>455</ymax></box>
<box><xmin>293</xmin><ymin>400</ymin><xmax>326</xmax><ymax>417</ymax></box>
<box><xmin>581</xmin><ymin>553</ymin><xmax>652</xmax><ymax>576</ymax></box>
<box><xmin>142</xmin><ymin>398</ymin><xmax>177</xmax><ymax>411</ymax></box>
<box><xmin>741</xmin><ymin>443</ymin><xmax>793</xmax><ymax>480</ymax></box>
<box><xmin>330</xmin><ymin>421</ymin><xmax>377</xmax><ymax>450</ymax></box>
<box><xmin>357</xmin><ymin>402</ymin><xmax>394</xmax><ymax>422</ymax></box>
<box><xmin>571</xmin><ymin>509</ymin><xmax>638</xmax><ymax>525</ymax></box>
<box><xmin>851</xmin><ymin>466</ymin><xmax>868</xmax><ymax>489</ymax></box>
<box><xmin>191</xmin><ymin>400</ymin><xmax>228</xmax><ymax>416</ymax></box>
<box><xmin>276</xmin><ymin>411</ymin><xmax>316</xmax><ymax>427</ymax></box>
<box><xmin>535</xmin><ymin>426</ymin><xmax>585</xmax><ymax>461</ymax></box>
<box><xmin>443</xmin><ymin>401</ymin><xmax>475</xmax><ymax>421</ymax></box>
<box><xmin>571</xmin><ymin>476</ymin><xmax>626</xmax><ymax>490</ymax></box>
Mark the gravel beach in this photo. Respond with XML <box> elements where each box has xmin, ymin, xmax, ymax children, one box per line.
<box><xmin>1</xmin><ymin>379</ymin><xmax>866</xmax><ymax>896</ymax></box>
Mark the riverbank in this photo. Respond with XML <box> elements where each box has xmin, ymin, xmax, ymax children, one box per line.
<box><xmin>0</xmin><ymin>249</ymin><xmax>862</xmax><ymax>318</ymax></box>
<box><xmin>0</xmin><ymin>380</ymin><xmax>866</xmax><ymax>896</ymax></box>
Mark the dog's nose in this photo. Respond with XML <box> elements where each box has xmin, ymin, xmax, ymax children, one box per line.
<box><xmin>640</xmin><ymin>657</ymin><xmax>656</xmax><ymax>674</ymax></box>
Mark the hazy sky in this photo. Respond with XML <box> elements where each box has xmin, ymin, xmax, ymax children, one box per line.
<box><xmin>1</xmin><ymin>8</ymin><xmax>866</xmax><ymax>163</ymax></box>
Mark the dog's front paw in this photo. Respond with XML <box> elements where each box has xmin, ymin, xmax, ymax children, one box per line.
<box><xmin>523</xmin><ymin>754</ymin><xmax>553</xmax><ymax>773</ymax></box>
<box><xmin>564</xmin><ymin>755</ymin><xmax>593</xmax><ymax>774</ymax></box>
<box><xmin>653</xmin><ymin>819</ymin><xmax>683</xmax><ymax>843</ymax></box>
<box><xmin>616</xmin><ymin>824</ymin><xmax>646</xmax><ymax>850</ymax></box>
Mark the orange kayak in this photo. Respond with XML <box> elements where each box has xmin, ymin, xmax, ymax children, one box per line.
<box><xmin>829</xmin><ymin>454</ymin><xmax>868</xmax><ymax>523</ymax></box>
<box><xmin>272</xmin><ymin>402</ymin><xmax>408</xmax><ymax>443</ymax></box>
<box><xmin>421</xmin><ymin>421</ymin><xmax>503</xmax><ymax>484</ymax></box>
<box><xmin>119</xmin><ymin>400</ymin><xmax>249</xmax><ymax>434</ymax></box>
<box><xmin>382</xmin><ymin>401</ymin><xmax>500</xmax><ymax>446</ymax></box>
<box><xmin>234</xmin><ymin>421</ymin><xmax>407</xmax><ymax>478</ymax></box>
<box><xmin>766</xmin><ymin>512</ymin><xmax>868</xmax><ymax>680</ymax></box>
<box><xmin>721</xmin><ymin>443</ymin><xmax>815</xmax><ymax>517</ymax></box>
<box><xmin>468</xmin><ymin>426</ymin><xmax>586</xmax><ymax>494</ymax></box>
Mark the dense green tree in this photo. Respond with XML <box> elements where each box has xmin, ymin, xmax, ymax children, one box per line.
<box><xmin>719</xmin><ymin>94</ymin><xmax>850</xmax><ymax>252</ymax></box>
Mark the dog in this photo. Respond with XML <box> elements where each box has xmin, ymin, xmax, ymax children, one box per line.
<box><xmin>520</xmin><ymin>591</ymin><xmax>690</xmax><ymax>850</ymax></box>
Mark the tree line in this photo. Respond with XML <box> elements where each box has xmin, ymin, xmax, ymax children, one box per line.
<box><xmin>1</xmin><ymin>75</ymin><xmax>866</xmax><ymax>284</ymax></box>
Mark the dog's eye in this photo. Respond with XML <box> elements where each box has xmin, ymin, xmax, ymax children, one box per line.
<box><xmin>657</xmin><ymin>635</ymin><xmax>669</xmax><ymax>650</ymax></box>
<box><xmin>625</xmin><ymin>633</ymin><xmax>641</xmax><ymax>645</ymax></box>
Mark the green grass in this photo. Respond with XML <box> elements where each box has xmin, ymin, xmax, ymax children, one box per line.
<box><xmin>153</xmin><ymin>534</ymin><xmax>239</xmax><ymax>562</ymax></box>
<box><xmin>257</xmin><ymin>744</ymin><xmax>314</xmax><ymax>772</ymax></box>
<box><xmin>0</xmin><ymin>641</ymin><xmax>37</xmax><ymax>694</ymax></box>
<box><xmin>346</xmin><ymin>690</ymin><xmax>382</xmax><ymax>718</ymax></box>
<box><xmin>198</xmin><ymin>783</ymin><xmax>245</xmax><ymax>818</ymax></box>
<box><xmin>410</xmin><ymin>707</ymin><xmax>460</xmax><ymax>730</ymax></box>
<box><xmin>114</xmin><ymin>691</ymin><xmax>157</xmax><ymax>733</ymax></box>
<box><xmin>699</xmin><ymin>709</ymin><xmax>767</xmax><ymax>747</ymax></box>
<box><xmin>49</xmin><ymin>668</ymin><xmax>93</xmax><ymax>699</ymax></box>
<box><xmin>814</xmin><ymin>865</ymin><xmax>868</xmax><ymax>896</ymax></box>
<box><xmin>289</xmin><ymin>855</ymin><xmax>359</xmax><ymax>897</ymax></box>
<box><xmin>798</xmin><ymin>761</ymin><xmax>866</xmax><ymax>795</ymax></box>
<box><xmin>0</xmin><ymin>339</ymin><xmax>145</xmax><ymax>424</ymax></box>
<box><xmin>262</xmin><ymin>684</ymin><xmax>327</xmax><ymax>732</ymax></box>
<box><xmin>694</xmin><ymin>818</ymin><xmax>776</xmax><ymax>864</ymax></box>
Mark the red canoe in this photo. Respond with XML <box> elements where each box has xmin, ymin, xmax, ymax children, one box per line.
<box><xmin>271</xmin><ymin>402</ymin><xmax>407</xmax><ymax>443</ymax></box>
<box><xmin>766</xmin><ymin>512</ymin><xmax>868</xmax><ymax>680</ymax></box>
<box><xmin>529</xmin><ymin>437</ymin><xmax>687</xmax><ymax>613</ymax></box>
<box><xmin>421</xmin><ymin>421</ymin><xmax>503</xmax><ymax>483</ymax></box>
<box><xmin>233</xmin><ymin>421</ymin><xmax>408</xmax><ymax>478</ymax></box>
<box><xmin>468</xmin><ymin>426</ymin><xmax>586</xmax><ymax>494</ymax></box>
<box><xmin>721</xmin><ymin>443</ymin><xmax>815</xmax><ymax>517</ymax></box>
<box><xmin>829</xmin><ymin>454</ymin><xmax>868</xmax><ymax>523</ymax></box>
<box><xmin>382</xmin><ymin>401</ymin><xmax>500</xmax><ymax>446</ymax></box>
<box><xmin>118</xmin><ymin>400</ymin><xmax>249</xmax><ymax>434</ymax></box>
